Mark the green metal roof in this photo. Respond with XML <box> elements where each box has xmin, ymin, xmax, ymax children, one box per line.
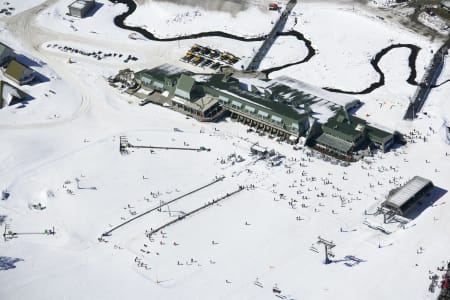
<box><xmin>5</xmin><ymin>60</ymin><xmax>28</xmax><ymax>81</ymax></box>
<box><xmin>265</xmin><ymin>82</ymin><xmax>326</xmax><ymax>109</ymax></box>
<box><xmin>366</xmin><ymin>125</ymin><xmax>393</xmax><ymax>142</ymax></box>
<box><xmin>323</xmin><ymin>109</ymin><xmax>366</xmax><ymax>139</ymax></box>
<box><xmin>205</xmin><ymin>74</ymin><xmax>308</xmax><ymax>121</ymax></box>
<box><xmin>135</xmin><ymin>63</ymin><xmax>193</xmax><ymax>83</ymax></box>
<box><xmin>316</xmin><ymin>133</ymin><xmax>353</xmax><ymax>153</ymax></box>
<box><xmin>175</xmin><ymin>74</ymin><xmax>195</xmax><ymax>93</ymax></box>
<box><xmin>132</xmin><ymin>65</ymin><xmax>393</xmax><ymax>146</ymax></box>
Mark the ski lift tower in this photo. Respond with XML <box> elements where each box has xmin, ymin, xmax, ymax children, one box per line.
<box><xmin>119</xmin><ymin>136</ymin><xmax>129</xmax><ymax>155</ymax></box>
<box><xmin>317</xmin><ymin>236</ymin><xmax>336</xmax><ymax>264</ymax></box>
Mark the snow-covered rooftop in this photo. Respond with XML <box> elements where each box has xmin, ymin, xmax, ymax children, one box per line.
<box><xmin>271</xmin><ymin>76</ymin><xmax>360</xmax><ymax>109</ymax></box>
<box><xmin>385</xmin><ymin>176</ymin><xmax>433</xmax><ymax>208</ymax></box>
<box><xmin>69</xmin><ymin>0</ymin><xmax>92</xmax><ymax>10</ymax></box>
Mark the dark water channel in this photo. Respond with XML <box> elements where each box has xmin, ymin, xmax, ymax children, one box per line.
<box><xmin>109</xmin><ymin>0</ymin><xmax>447</xmax><ymax>95</ymax></box>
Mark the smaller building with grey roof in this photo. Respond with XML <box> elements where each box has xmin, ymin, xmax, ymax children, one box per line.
<box><xmin>68</xmin><ymin>0</ymin><xmax>96</xmax><ymax>18</ymax></box>
<box><xmin>382</xmin><ymin>176</ymin><xmax>433</xmax><ymax>217</ymax></box>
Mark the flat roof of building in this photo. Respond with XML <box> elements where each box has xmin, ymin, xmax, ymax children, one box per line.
<box><xmin>251</xmin><ymin>144</ymin><xmax>267</xmax><ymax>153</ymax></box>
<box><xmin>206</xmin><ymin>74</ymin><xmax>309</xmax><ymax>121</ymax></box>
<box><xmin>237</xmin><ymin>76</ymin><xmax>360</xmax><ymax>123</ymax></box>
<box><xmin>384</xmin><ymin>176</ymin><xmax>433</xmax><ymax>209</ymax></box>
<box><xmin>69</xmin><ymin>0</ymin><xmax>94</xmax><ymax>9</ymax></box>
<box><xmin>271</xmin><ymin>76</ymin><xmax>360</xmax><ymax>109</ymax></box>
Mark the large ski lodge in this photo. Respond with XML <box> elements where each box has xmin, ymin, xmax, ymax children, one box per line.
<box><xmin>131</xmin><ymin>64</ymin><xmax>395</xmax><ymax>159</ymax></box>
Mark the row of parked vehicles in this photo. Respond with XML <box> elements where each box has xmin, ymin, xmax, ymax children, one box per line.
<box><xmin>181</xmin><ymin>44</ymin><xmax>240</xmax><ymax>70</ymax></box>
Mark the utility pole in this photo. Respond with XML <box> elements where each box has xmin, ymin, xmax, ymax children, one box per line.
<box><xmin>317</xmin><ymin>236</ymin><xmax>336</xmax><ymax>264</ymax></box>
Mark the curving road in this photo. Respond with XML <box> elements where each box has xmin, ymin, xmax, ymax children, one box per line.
<box><xmin>1</xmin><ymin>0</ymin><xmax>92</xmax><ymax>129</ymax></box>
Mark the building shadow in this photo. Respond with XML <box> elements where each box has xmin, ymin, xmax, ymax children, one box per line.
<box><xmin>85</xmin><ymin>2</ymin><xmax>104</xmax><ymax>18</ymax></box>
<box><xmin>404</xmin><ymin>186</ymin><xmax>447</xmax><ymax>220</ymax></box>
<box><xmin>331</xmin><ymin>255</ymin><xmax>366</xmax><ymax>267</ymax></box>
<box><xmin>11</xmin><ymin>95</ymin><xmax>35</xmax><ymax>108</ymax></box>
<box><xmin>215</xmin><ymin>110</ymin><xmax>231</xmax><ymax>123</ymax></box>
<box><xmin>0</xmin><ymin>215</ymin><xmax>6</xmax><ymax>225</ymax></box>
<box><xmin>347</xmin><ymin>101</ymin><xmax>364</xmax><ymax>115</ymax></box>
<box><xmin>15</xmin><ymin>54</ymin><xmax>44</xmax><ymax>68</ymax></box>
<box><xmin>0</xmin><ymin>257</ymin><xmax>24</xmax><ymax>271</ymax></box>
<box><xmin>30</xmin><ymin>71</ymin><xmax>50</xmax><ymax>85</ymax></box>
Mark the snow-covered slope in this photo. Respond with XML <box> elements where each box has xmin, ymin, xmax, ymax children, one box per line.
<box><xmin>0</xmin><ymin>0</ymin><xmax>449</xmax><ymax>299</ymax></box>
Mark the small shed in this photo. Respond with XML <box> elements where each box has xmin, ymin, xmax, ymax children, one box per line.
<box><xmin>382</xmin><ymin>176</ymin><xmax>433</xmax><ymax>216</ymax></box>
<box><xmin>68</xmin><ymin>0</ymin><xmax>96</xmax><ymax>18</ymax></box>
<box><xmin>4</xmin><ymin>60</ymin><xmax>35</xmax><ymax>86</ymax></box>
<box><xmin>0</xmin><ymin>42</ymin><xmax>14</xmax><ymax>67</ymax></box>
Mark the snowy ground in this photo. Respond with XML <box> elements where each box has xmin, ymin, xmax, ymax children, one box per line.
<box><xmin>0</xmin><ymin>0</ymin><xmax>450</xmax><ymax>299</ymax></box>
<box><xmin>267</xmin><ymin>1</ymin><xmax>442</xmax><ymax>129</ymax></box>
<box><xmin>0</xmin><ymin>0</ymin><xmax>46</xmax><ymax>17</ymax></box>
<box><xmin>258</xmin><ymin>35</ymin><xmax>309</xmax><ymax>70</ymax></box>
<box><xmin>273</xmin><ymin>1</ymin><xmax>438</xmax><ymax>88</ymax></box>
<box><xmin>125</xmin><ymin>0</ymin><xmax>280</xmax><ymax>38</ymax></box>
